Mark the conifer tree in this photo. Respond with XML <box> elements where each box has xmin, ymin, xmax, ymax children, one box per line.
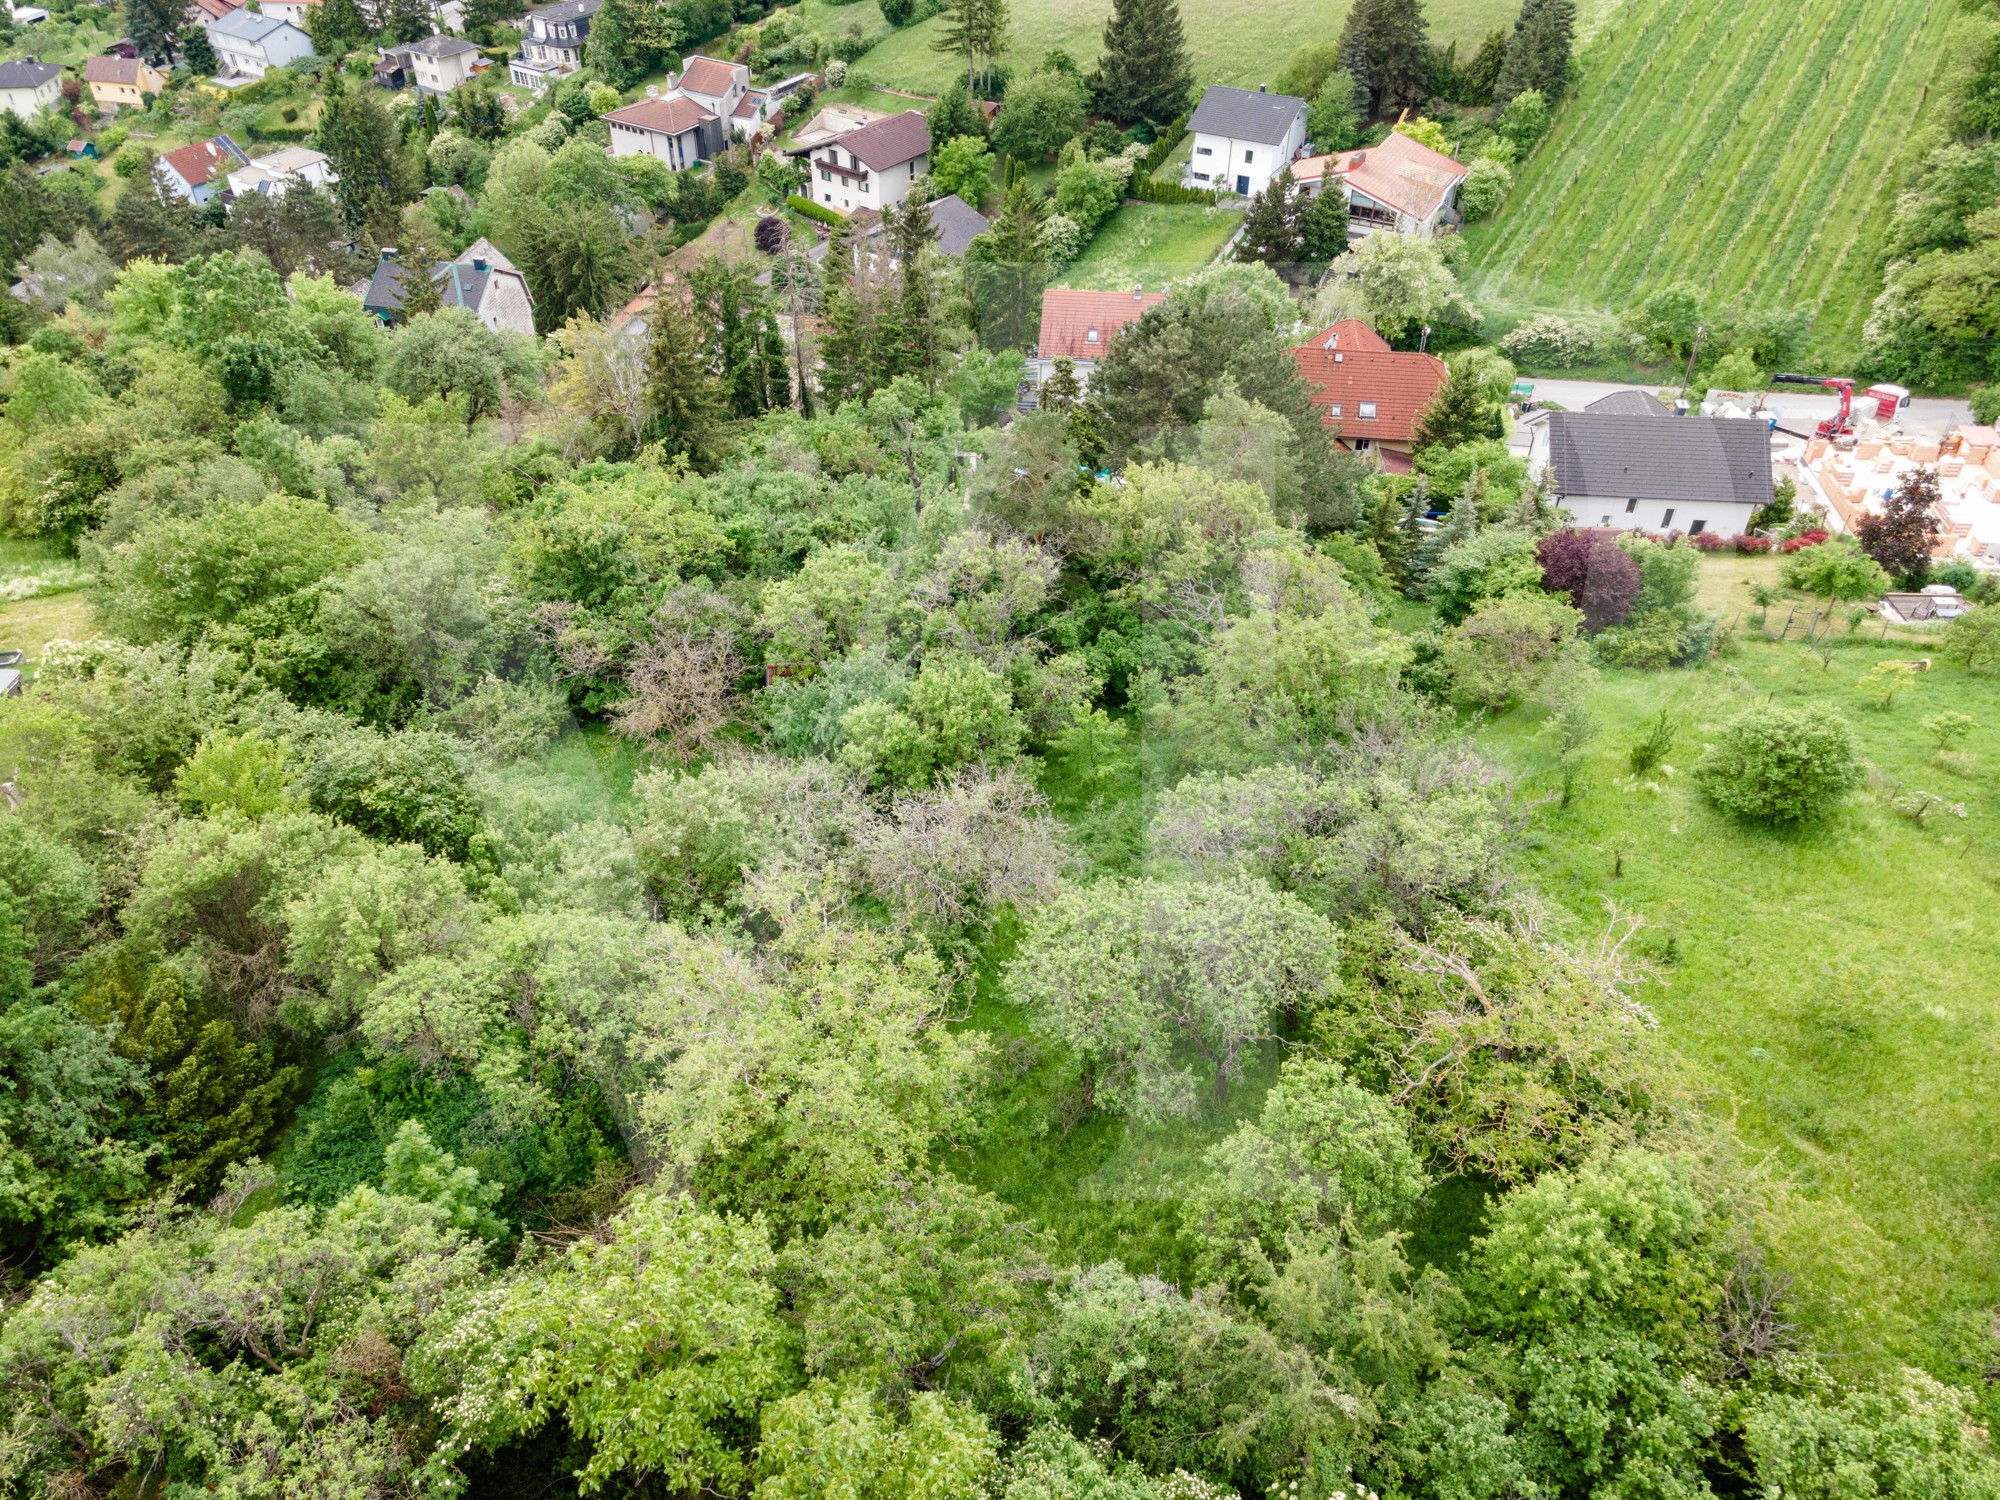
<box><xmin>1087</xmin><ymin>0</ymin><xmax>1194</xmax><ymax>129</ymax></box>
<box><xmin>1493</xmin><ymin>0</ymin><xmax>1574</xmax><ymax>105</ymax></box>
<box><xmin>317</xmin><ymin>73</ymin><xmax>418</xmax><ymax>246</ymax></box>
<box><xmin>1338</xmin><ymin>0</ymin><xmax>1431</xmax><ymax>118</ymax></box>
<box><xmin>886</xmin><ymin>194</ymin><xmax>945</xmax><ymax>387</ymax></box>
<box><xmin>307</xmin><ymin>0</ymin><xmax>367</xmax><ymax>60</ymax></box>
<box><xmin>1237</xmin><ymin>170</ymin><xmax>1303</xmax><ymax>266</ymax></box>
<box><xmin>127</xmin><ymin>0</ymin><xmax>184</xmax><ymax>64</ymax></box>
<box><xmin>1042</xmin><ymin>356</ymin><xmax>1081</xmax><ymax>410</ymax></box>
<box><xmin>933</xmin><ymin>0</ymin><xmax>1010</xmax><ymax>96</ymax></box>
<box><xmin>1412</xmin><ymin>374</ymin><xmax>1493</xmax><ymax>453</ymax></box>
<box><xmin>816</xmin><ymin>281</ymin><xmax>876</xmax><ymax>409</ymax></box>
<box><xmin>928</xmin><ymin>86</ymin><xmax>988</xmax><ymax>146</ymax></box>
<box><xmin>1410</xmin><ymin>478</ymin><xmax>1474</xmax><ymax>588</ymax></box>
<box><xmin>963</xmin><ymin>172</ymin><xmax>1044</xmax><ymax>351</ymax></box>
<box><xmin>1337</xmin><ymin>6</ymin><xmax>1373</xmax><ymax>118</ymax></box>
<box><xmin>646</xmin><ymin>286</ymin><xmax>722</xmax><ymax>467</ymax></box>
<box><xmin>1300</xmin><ymin>167</ymin><xmax>1351</xmax><ymax>263</ymax></box>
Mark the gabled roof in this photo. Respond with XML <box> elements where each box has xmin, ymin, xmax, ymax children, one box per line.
<box><xmin>1545</xmin><ymin>413</ymin><xmax>1773</xmax><ymax>507</ymax></box>
<box><xmin>924</xmin><ymin>192</ymin><xmax>988</xmax><ymax>256</ymax></box>
<box><xmin>1584</xmin><ymin>389</ymin><xmax>1671</xmax><ymax>416</ymax></box>
<box><xmin>827</xmin><ymin>109</ymin><xmax>929</xmax><ymax>170</ymax></box>
<box><xmin>403</xmin><ymin>32</ymin><xmax>480</xmax><ymax>55</ymax></box>
<box><xmin>1187</xmin><ymin>84</ymin><xmax>1307</xmax><ymax>146</ymax></box>
<box><xmin>1292</xmin><ymin>338</ymin><xmax>1448</xmax><ymax>445</ymax></box>
<box><xmin>364</xmin><ymin>239</ymin><xmax>528</xmax><ymax>320</ymax></box>
<box><xmin>188</xmin><ymin>0</ymin><xmax>241</xmax><ymax>22</ymax></box>
<box><xmin>604</xmin><ymin>93</ymin><xmax>714</xmax><ymax>135</ymax></box>
<box><xmin>676</xmin><ymin>53</ymin><xmax>742</xmax><ymax>97</ymax></box>
<box><xmin>1293</xmin><ymin>130</ymin><xmax>1468</xmax><ymax>221</ymax></box>
<box><xmin>157</xmin><ymin>135</ymin><xmax>248</xmax><ymax>187</ymax></box>
<box><xmin>207</xmin><ymin>7</ymin><xmax>305</xmax><ymax>40</ymax></box>
<box><xmin>0</xmin><ymin>59</ymin><xmax>61</xmax><ymax>88</ymax></box>
<box><xmin>524</xmin><ymin>0</ymin><xmax>599</xmax><ymax>22</ymax></box>
<box><xmin>84</xmin><ymin>54</ymin><xmax>156</xmax><ymax>83</ymax></box>
<box><xmin>1298</xmin><ymin>318</ymin><xmax>1392</xmax><ymax>355</ymax></box>
<box><xmin>1037</xmin><ymin>287</ymin><xmax>1166</xmax><ymax>361</ymax></box>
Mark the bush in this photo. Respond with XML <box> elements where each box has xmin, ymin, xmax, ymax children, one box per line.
<box><xmin>1536</xmin><ymin>528</ymin><xmax>1641</xmax><ymax>629</ymax></box>
<box><xmin>1731</xmin><ymin>533</ymin><xmax>1772</xmax><ymax>554</ymax></box>
<box><xmin>1695</xmin><ymin>704</ymin><xmax>1863</xmax><ymax>825</ymax></box>
<box><xmin>1779</xmin><ymin>528</ymin><xmax>1829</xmax><ymax>554</ymax></box>
<box><xmin>1498</xmin><ymin>314</ymin><xmax>1599</xmax><ymax>368</ymax></box>
<box><xmin>787</xmin><ymin>192</ymin><xmax>842</xmax><ymax>226</ymax></box>
<box><xmin>1459</xmin><ymin>155</ymin><xmax>1512</xmax><ymax>221</ymax></box>
<box><xmin>1781</xmin><ymin>535</ymin><xmax>1888</xmax><ymax>600</ymax></box>
<box><xmin>1690</xmin><ymin>529</ymin><xmax>1727</xmax><ymax>552</ymax></box>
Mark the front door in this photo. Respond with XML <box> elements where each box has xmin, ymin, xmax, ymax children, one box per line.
<box><xmin>1236</xmin><ymin>173</ymin><xmax>1250</xmax><ymax>194</ymax></box>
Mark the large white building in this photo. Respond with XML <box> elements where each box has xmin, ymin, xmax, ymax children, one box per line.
<box><xmin>1530</xmin><ymin>410</ymin><xmax>1774</xmax><ymax>536</ymax></box>
<box><xmin>1185</xmin><ymin>84</ymin><xmax>1307</xmax><ymax>198</ymax></box>
<box><xmin>1290</xmin><ymin>129</ymin><xmax>1469</xmax><ymax>240</ymax></box>
<box><xmin>0</xmin><ymin>59</ymin><xmax>61</xmax><ymax>121</ymax></box>
<box><xmin>603</xmin><ymin>92</ymin><xmax>723</xmax><ymax>168</ymax></box>
<box><xmin>803</xmin><ymin>109</ymin><xmax>930</xmax><ymax>216</ymax></box>
<box><xmin>204</xmin><ymin>8</ymin><xmax>315</xmax><ymax>78</ymax></box>
<box><xmin>398</xmin><ymin>33</ymin><xmax>482</xmax><ymax>94</ymax></box>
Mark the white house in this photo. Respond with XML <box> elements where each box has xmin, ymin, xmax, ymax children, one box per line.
<box><xmin>603</xmin><ymin>91</ymin><xmax>722</xmax><ymax>168</ymax></box>
<box><xmin>1290</xmin><ymin>129</ymin><xmax>1469</xmax><ymax>239</ymax></box>
<box><xmin>1185</xmin><ymin>84</ymin><xmax>1307</xmax><ymax>198</ymax></box>
<box><xmin>226</xmin><ymin>144</ymin><xmax>338</xmax><ymax>197</ymax></box>
<box><xmin>155</xmin><ymin>135</ymin><xmax>251</xmax><ymax>203</ymax></box>
<box><xmin>399</xmin><ymin>32</ymin><xmax>481</xmax><ymax>93</ymax></box>
<box><xmin>1530</xmin><ymin>411</ymin><xmax>1774</xmax><ymax>536</ymax></box>
<box><xmin>804</xmin><ymin>109</ymin><xmax>929</xmax><ymax>216</ymax></box>
<box><xmin>361</xmin><ymin>238</ymin><xmax>536</xmax><ymax>337</ymax></box>
<box><xmin>667</xmin><ymin>53</ymin><xmax>746</xmax><ymax>119</ymax></box>
<box><xmin>0</xmin><ymin>59</ymin><xmax>62</xmax><ymax>122</ymax></box>
<box><xmin>257</xmin><ymin>0</ymin><xmax>317</xmax><ymax>26</ymax></box>
<box><xmin>508</xmin><ymin>0</ymin><xmax>599</xmax><ymax>90</ymax></box>
<box><xmin>205</xmin><ymin>8</ymin><xmax>315</xmax><ymax>78</ymax></box>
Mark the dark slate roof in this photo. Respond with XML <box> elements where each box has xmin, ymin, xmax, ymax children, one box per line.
<box><xmin>1187</xmin><ymin>84</ymin><xmax>1307</xmax><ymax>146</ymax></box>
<box><xmin>1584</xmin><ymin>389</ymin><xmax>1671</xmax><ymax>416</ymax></box>
<box><xmin>1546</xmin><ymin>413</ymin><xmax>1773</xmax><ymax>506</ymax></box>
<box><xmin>832</xmin><ymin>108</ymin><xmax>929</xmax><ymax>170</ymax></box>
<box><xmin>403</xmin><ymin>32</ymin><xmax>480</xmax><ymax>55</ymax></box>
<box><xmin>0</xmin><ymin>60</ymin><xmax>62</xmax><ymax>88</ymax></box>
<box><xmin>524</xmin><ymin>0</ymin><xmax>599</xmax><ymax>22</ymax></box>
<box><xmin>924</xmin><ymin>193</ymin><xmax>988</xmax><ymax>255</ymax></box>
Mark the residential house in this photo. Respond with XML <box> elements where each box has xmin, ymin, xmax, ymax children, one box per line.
<box><xmin>154</xmin><ymin>135</ymin><xmax>250</xmax><ymax>203</ymax></box>
<box><xmin>8</xmin><ymin>5</ymin><xmax>49</xmax><ymax>23</ymax></box>
<box><xmin>508</xmin><ymin>0</ymin><xmax>599</xmax><ymax>90</ymax></box>
<box><xmin>728</xmin><ymin>71</ymin><xmax>812</xmax><ymax>139</ymax></box>
<box><xmin>809</xmin><ymin>192</ymin><xmax>990</xmax><ymax>271</ymax></box>
<box><xmin>604</xmin><ymin>91</ymin><xmax>723</xmax><ymax>168</ymax></box>
<box><xmin>83</xmin><ymin>53</ymin><xmax>166</xmax><ymax>109</ymax></box>
<box><xmin>1584</xmin><ymin>389</ymin><xmax>1672</xmax><ymax>416</ymax></box>
<box><xmin>1291</xmin><ymin>319</ymin><xmax>1448</xmax><ymax>471</ymax></box>
<box><xmin>1879</xmin><ymin>587</ymin><xmax>1970</xmax><ymax>624</ymax></box>
<box><xmin>803</xmin><ymin>109</ymin><xmax>930</xmax><ymax>216</ymax></box>
<box><xmin>362</xmin><ymin>238</ymin><xmax>536</xmax><ymax>337</ymax></box>
<box><xmin>667</xmin><ymin>53</ymin><xmax>747</xmax><ymax>119</ymax></box>
<box><xmin>786</xmin><ymin>100</ymin><xmax>888</xmax><ymax>153</ymax></box>
<box><xmin>1033</xmin><ymin>286</ymin><xmax>1167</xmax><ymax>390</ymax></box>
<box><xmin>184</xmin><ymin>0</ymin><xmax>242</xmax><ymax>27</ymax></box>
<box><xmin>1185</xmin><ymin>83</ymin><xmax>1307</xmax><ymax>198</ymax></box>
<box><xmin>399</xmin><ymin>32</ymin><xmax>481</xmax><ymax>93</ymax></box>
<box><xmin>1529</xmin><ymin>412</ymin><xmax>1774</xmax><ymax>534</ymax></box>
<box><xmin>0</xmin><ymin>59</ymin><xmax>62</xmax><ymax>122</ymax></box>
<box><xmin>205</xmin><ymin>9</ymin><xmax>315</xmax><ymax>78</ymax></box>
<box><xmin>1290</xmin><ymin>130</ymin><xmax>1468</xmax><ymax>239</ymax></box>
<box><xmin>258</xmin><ymin>0</ymin><xmax>318</xmax><ymax>26</ymax></box>
<box><xmin>226</xmin><ymin>144</ymin><xmax>338</xmax><ymax>197</ymax></box>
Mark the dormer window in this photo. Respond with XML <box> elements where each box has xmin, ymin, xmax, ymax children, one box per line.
<box><xmin>1358</xmin><ymin>401</ymin><xmax>1377</xmax><ymax>419</ymax></box>
<box><xmin>1085</xmin><ymin>328</ymin><xmax>1100</xmax><ymax>343</ymax></box>
<box><xmin>1328</xmin><ymin>403</ymin><xmax>1341</xmax><ymax>417</ymax></box>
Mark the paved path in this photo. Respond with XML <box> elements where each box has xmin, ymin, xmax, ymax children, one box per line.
<box><xmin>1521</xmin><ymin>377</ymin><xmax>1976</xmax><ymax>437</ymax></box>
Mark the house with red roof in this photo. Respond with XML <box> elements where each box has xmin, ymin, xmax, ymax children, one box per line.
<box><xmin>1031</xmin><ymin>286</ymin><xmax>1167</xmax><ymax>392</ymax></box>
<box><xmin>153</xmin><ymin>135</ymin><xmax>250</xmax><ymax>205</ymax></box>
<box><xmin>605</xmin><ymin>91</ymin><xmax>724</xmax><ymax>169</ymax></box>
<box><xmin>1291</xmin><ymin>319</ymin><xmax>1448</xmax><ymax>471</ymax></box>
<box><xmin>668</xmin><ymin>54</ymin><xmax>748</xmax><ymax>127</ymax></box>
<box><xmin>1291</xmin><ymin>130</ymin><xmax>1469</xmax><ymax>241</ymax></box>
<box><xmin>803</xmin><ymin>110</ymin><xmax>930</xmax><ymax>216</ymax></box>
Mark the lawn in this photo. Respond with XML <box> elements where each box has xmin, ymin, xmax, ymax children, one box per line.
<box><xmin>848</xmin><ymin>0</ymin><xmax>1522</xmax><ymax>99</ymax></box>
<box><xmin>1053</xmin><ymin>202</ymin><xmax>1241</xmax><ymax>289</ymax></box>
<box><xmin>1465</xmin><ymin>0</ymin><xmax>1961</xmax><ymax>365</ymax></box>
<box><xmin>1469</xmin><ymin>570</ymin><xmax>2000</xmax><ymax>1376</ymax></box>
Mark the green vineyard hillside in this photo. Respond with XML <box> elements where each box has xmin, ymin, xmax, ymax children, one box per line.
<box><xmin>1466</xmin><ymin>0</ymin><xmax>1960</xmax><ymax>363</ymax></box>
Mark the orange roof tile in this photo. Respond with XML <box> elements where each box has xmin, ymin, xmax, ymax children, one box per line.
<box><xmin>1297</xmin><ymin>318</ymin><xmax>1391</xmax><ymax>355</ymax></box>
<box><xmin>158</xmin><ymin>137</ymin><xmax>238</xmax><ymax>189</ymax></box>
<box><xmin>1037</xmin><ymin>287</ymin><xmax>1166</xmax><ymax>361</ymax></box>
<box><xmin>676</xmin><ymin>54</ymin><xmax>740</xmax><ymax>97</ymax></box>
<box><xmin>1293</xmin><ymin>129</ymin><xmax>1467</xmax><ymax>221</ymax></box>
<box><xmin>1291</xmin><ymin>339</ymin><xmax>1448</xmax><ymax>445</ymax></box>
<box><xmin>603</xmin><ymin>94</ymin><xmax>714</xmax><ymax>135</ymax></box>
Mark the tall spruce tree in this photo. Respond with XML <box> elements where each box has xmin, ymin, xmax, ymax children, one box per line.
<box><xmin>1493</xmin><ymin>0</ymin><xmax>1574</xmax><ymax>105</ymax></box>
<box><xmin>886</xmin><ymin>194</ymin><xmax>945</xmax><ymax>387</ymax></box>
<box><xmin>933</xmin><ymin>0</ymin><xmax>1010</xmax><ymax>96</ymax></box>
<box><xmin>1338</xmin><ymin>0</ymin><xmax>1431</xmax><ymax>118</ymax></box>
<box><xmin>646</xmin><ymin>286</ymin><xmax>723</xmax><ymax>467</ymax></box>
<box><xmin>306</xmin><ymin>0</ymin><xmax>368</xmax><ymax>60</ymax></box>
<box><xmin>1237</xmin><ymin>170</ymin><xmax>1303</xmax><ymax>266</ymax></box>
<box><xmin>127</xmin><ymin>0</ymin><xmax>184</xmax><ymax>63</ymax></box>
<box><xmin>1412</xmin><ymin>375</ymin><xmax>1493</xmax><ymax>453</ymax></box>
<box><xmin>1087</xmin><ymin>0</ymin><xmax>1194</xmax><ymax>129</ymax></box>
<box><xmin>316</xmin><ymin>74</ymin><xmax>418</xmax><ymax>247</ymax></box>
<box><xmin>963</xmin><ymin>172</ymin><xmax>1044</xmax><ymax>351</ymax></box>
<box><xmin>1337</xmin><ymin>7</ymin><xmax>1373</xmax><ymax>118</ymax></box>
<box><xmin>928</xmin><ymin>85</ymin><xmax>988</xmax><ymax>146</ymax></box>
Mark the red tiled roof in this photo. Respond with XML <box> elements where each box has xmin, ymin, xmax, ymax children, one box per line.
<box><xmin>1037</xmin><ymin>287</ymin><xmax>1166</xmax><ymax>361</ymax></box>
<box><xmin>1291</xmin><ymin>340</ymin><xmax>1448</xmax><ymax>445</ymax></box>
<box><xmin>732</xmin><ymin>95</ymin><xmax>759</xmax><ymax>119</ymax></box>
<box><xmin>1293</xmin><ymin>129</ymin><xmax>1467</xmax><ymax>221</ymax></box>
<box><xmin>158</xmin><ymin>137</ymin><xmax>235</xmax><ymax>188</ymax></box>
<box><xmin>604</xmin><ymin>94</ymin><xmax>714</xmax><ymax>135</ymax></box>
<box><xmin>188</xmin><ymin>0</ymin><xmax>241</xmax><ymax>21</ymax></box>
<box><xmin>677</xmin><ymin>54</ymin><xmax>740</xmax><ymax>97</ymax></box>
<box><xmin>1297</xmin><ymin>318</ymin><xmax>1391</xmax><ymax>355</ymax></box>
<box><xmin>829</xmin><ymin>109</ymin><xmax>929</xmax><ymax>171</ymax></box>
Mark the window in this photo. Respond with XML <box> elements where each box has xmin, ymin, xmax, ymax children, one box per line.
<box><xmin>819</xmin><ymin>167</ymin><xmax>829</xmax><ymax>181</ymax></box>
<box><xmin>1661</xmin><ymin>507</ymin><xmax>1675</xmax><ymax>527</ymax></box>
<box><xmin>1600</xmin><ymin>515</ymin><xmax>1612</xmax><ymax>526</ymax></box>
<box><xmin>1688</xmin><ymin>518</ymin><xmax>1706</xmax><ymax>534</ymax></box>
<box><xmin>1625</xmin><ymin>498</ymin><xmax>1638</xmax><ymax>513</ymax></box>
<box><xmin>1328</xmin><ymin>403</ymin><xmax>1341</xmax><ymax>418</ymax></box>
<box><xmin>1243</xmin><ymin>149</ymin><xmax>1254</xmax><ymax>163</ymax></box>
<box><xmin>1085</xmin><ymin>328</ymin><xmax>1100</xmax><ymax>343</ymax></box>
<box><xmin>1354</xmin><ymin>438</ymin><xmax>1371</xmax><ymax>450</ymax></box>
<box><xmin>1358</xmin><ymin>401</ymin><xmax>1376</xmax><ymax>419</ymax></box>
<box><xmin>1195</xmin><ymin>145</ymin><xmax>1212</xmax><ymax>156</ymax></box>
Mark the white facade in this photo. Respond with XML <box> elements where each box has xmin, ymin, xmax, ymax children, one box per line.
<box><xmin>206</xmin><ymin>13</ymin><xmax>314</xmax><ymax>77</ymax></box>
<box><xmin>806</xmin><ymin>140</ymin><xmax>927</xmax><ymax>215</ymax></box>
<box><xmin>258</xmin><ymin>0</ymin><xmax>315</xmax><ymax>25</ymax></box>
<box><xmin>607</xmin><ymin>116</ymin><xmax>704</xmax><ymax>167</ymax></box>
<box><xmin>406</xmin><ymin>38</ymin><xmax>480</xmax><ymax>93</ymax></box>
<box><xmin>0</xmin><ymin>66</ymin><xmax>61</xmax><ymax>121</ymax></box>
<box><xmin>226</xmin><ymin>146</ymin><xmax>338</xmax><ymax>197</ymax></box>
<box><xmin>1189</xmin><ymin>114</ymin><xmax>1307</xmax><ymax>198</ymax></box>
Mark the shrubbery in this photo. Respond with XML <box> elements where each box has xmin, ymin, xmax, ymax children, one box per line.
<box><xmin>1498</xmin><ymin>314</ymin><xmax>1600</xmax><ymax>367</ymax></box>
<box><xmin>1695</xmin><ymin>704</ymin><xmax>1863</xmax><ymax>824</ymax></box>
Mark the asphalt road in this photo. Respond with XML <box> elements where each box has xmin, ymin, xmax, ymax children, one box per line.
<box><xmin>1520</xmin><ymin>378</ymin><xmax>1977</xmax><ymax>437</ymax></box>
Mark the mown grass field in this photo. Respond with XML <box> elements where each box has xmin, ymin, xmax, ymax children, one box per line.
<box><xmin>1465</xmin><ymin>0</ymin><xmax>1961</xmax><ymax>364</ymax></box>
<box><xmin>1053</xmin><ymin>202</ymin><xmax>1241</xmax><ymax>288</ymax></box>
<box><xmin>849</xmin><ymin>0</ymin><xmax>1523</xmax><ymax>100</ymax></box>
<box><xmin>1473</xmin><ymin>558</ymin><xmax>2000</xmax><ymax>1374</ymax></box>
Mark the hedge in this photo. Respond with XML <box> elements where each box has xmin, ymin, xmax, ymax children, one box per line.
<box><xmin>788</xmin><ymin>193</ymin><xmax>842</xmax><ymax>226</ymax></box>
<box><xmin>1139</xmin><ymin>117</ymin><xmax>1188</xmax><ymax>175</ymax></box>
<box><xmin>1127</xmin><ymin>175</ymin><xmax>1216</xmax><ymax>206</ymax></box>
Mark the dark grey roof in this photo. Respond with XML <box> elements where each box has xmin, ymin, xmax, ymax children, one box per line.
<box><xmin>1584</xmin><ymin>389</ymin><xmax>1671</xmax><ymax>416</ymax></box>
<box><xmin>524</xmin><ymin>0</ymin><xmax>599</xmax><ymax>21</ymax></box>
<box><xmin>924</xmin><ymin>193</ymin><xmax>988</xmax><ymax>256</ymax></box>
<box><xmin>0</xmin><ymin>60</ymin><xmax>62</xmax><ymax>88</ymax></box>
<box><xmin>1547</xmin><ymin>413</ymin><xmax>1773</xmax><ymax>507</ymax></box>
<box><xmin>403</xmin><ymin>32</ymin><xmax>480</xmax><ymax>54</ymax></box>
<box><xmin>1187</xmin><ymin>84</ymin><xmax>1307</xmax><ymax>146</ymax></box>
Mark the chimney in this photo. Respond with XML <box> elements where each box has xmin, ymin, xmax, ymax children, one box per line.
<box><xmin>1132</xmin><ymin>282</ymin><xmax>1142</xmax><ymax>299</ymax></box>
<box><xmin>1258</xmin><ymin>82</ymin><xmax>1267</xmax><ymax>92</ymax></box>
<box><xmin>665</xmin><ymin>71</ymin><xmax>678</xmax><ymax>91</ymax></box>
<box><xmin>380</xmin><ymin>247</ymin><xmax>398</xmax><ymax>261</ymax></box>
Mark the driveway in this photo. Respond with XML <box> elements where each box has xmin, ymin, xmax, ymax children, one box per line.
<box><xmin>1520</xmin><ymin>377</ymin><xmax>1977</xmax><ymax>437</ymax></box>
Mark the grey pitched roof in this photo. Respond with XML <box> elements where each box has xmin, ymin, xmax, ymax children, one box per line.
<box><xmin>832</xmin><ymin>108</ymin><xmax>929</xmax><ymax>170</ymax></box>
<box><xmin>1584</xmin><ymin>389</ymin><xmax>1671</xmax><ymax>416</ymax></box>
<box><xmin>1187</xmin><ymin>84</ymin><xmax>1307</xmax><ymax>146</ymax></box>
<box><xmin>524</xmin><ymin>0</ymin><xmax>598</xmax><ymax>21</ymax></box>
<box><xmin>0</xmin><ymin>59</ymin><xmax>62</xmax><ymax>88</ymax></box>
<box><xmin>403</xmin><ymin>32</ymin><xmax>480</xmax><ymax>54</ymax></box>
<box><xmin>1546</xmin><ymin>413</ymin><xmax>1773</xmax><ymax>507</ymax></box>
<box><xmin>924</xmin><ymin>193</ymin><xmax>988</xmax><ymax>256</ymax></box>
